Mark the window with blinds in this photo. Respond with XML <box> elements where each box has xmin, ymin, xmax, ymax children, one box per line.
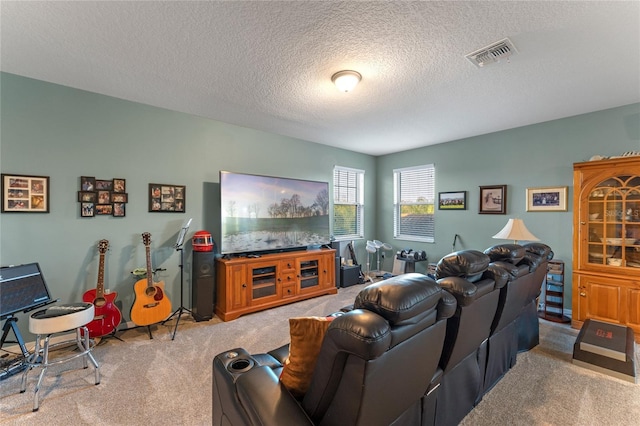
<box><xmin>393</xmin><ymin>164</ymin><xmax>435</xmax><ymax>242</ymax></box>
<box><xmin>333</xmin><ymin>166</ymin><xmax>364</xmax><ymax>240</ymax></box>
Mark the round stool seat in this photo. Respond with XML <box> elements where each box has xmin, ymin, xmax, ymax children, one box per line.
<box><xmin>29</xmin><ymin>303</ymin><xmax>94</xmax><ymax>335</ymax></box>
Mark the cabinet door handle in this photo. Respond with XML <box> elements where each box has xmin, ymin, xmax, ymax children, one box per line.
<box><xmin>580</xmin><ymin>291</ymin><xmax>586</xmax><ymax>297</ymax></box>
<box><xmin>242</xmin><ymin>283</ymin><xmax>247</xmax><ymax>288</ymax></box>
<box><xmin>580</xmin><ymin>221</ymin><xmax>586</xmax><ymax>225</ymax></box>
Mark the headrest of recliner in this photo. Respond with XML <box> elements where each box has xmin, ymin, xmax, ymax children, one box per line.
<box><xmin>523</xmin><ymin>242</ymin><xmax>553</xmax><ymax>260</ymax></box>
<box><xmin>435</xmin><ymin>250</ymin><xmax>490</xmax><ymax>282</ymax></box>
<box><xmin>484</xmin><ymin>244</ymin><xmax>526</xmax><ymax>264</ymax></box>
<box><xmin>354</xmin><ymin>273</ymin><xmax>444</xmax><ymax>325</ymax></box>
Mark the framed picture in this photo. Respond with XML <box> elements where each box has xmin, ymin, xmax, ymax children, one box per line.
<box><xmin>81</xmin><ymin>176</ymin><xmax>96</xmax><ymax>191</ymax></box>
<box><xmin>97</xmin><ymin>190</ymin><xmax>111</xmax><ymax>204</ymax></box>
<box><xmin>95</xmin><ymin>179</ymin><xmax>113</xmax><ymax>191</ymax></box>
<box><xmin>111</xmin><ymin>193</ymin><xmax>128</xmax><ymax>203</ymax></box>
<box><xmin>78</xmin><ymin>191</ymin><xmax>97</xmax><ymax>202</ymax></box>
<box><xmin>438</xmin><ymin>191</ymin><xmax>467</xmax><ymax>210</ymax></box>
<box><xmin>113</xmin><ymin>202</ymin><xmax>126</xmax><ymax>217</ymax></box>
<box><xmin>96</xmin><ymin>204</ymin><xmax>113</xmax><ymax>215</ymax></box>
<box><xmin>526</xmin><ymin>186</ymin><xmax>568</xmax><ymax>212</ymax></box>
<box><xmin>1</xmin><ymin>174</ymin><xmax>50</xmax><ymax>213</ymax></box>
<box><xmin>81</xmin><ymin>202</ymin><xmax>95</xmax><ymax>217</ymax></box>
<box><xmin>479</xmin><ymin>185</ymin><xmax>507</xmax><ymax>214</ymax></box>
<box><xmin>78</xmin><ymin>176</ymin><xmax>128</xmax><ymax>218</ymax></box>
<box><xmin>113</xmin><ymin>178</ymin><xmax>126</xmax><ymax>193</ymax></box>
<box><xmin>149</xmin><ymin>183</ymin><xmax>186</xmax><ymax>212</ymax></box>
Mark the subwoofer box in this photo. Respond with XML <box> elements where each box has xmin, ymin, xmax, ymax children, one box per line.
<box><xmin>340</xmin><ymin>265</ymin><xmax>362</xmax><ymax>288</ymax></box>
<box><xmin>192</xmin><ymin>251</ymin><xmax>215</xmax><ymax>321</ymax></box>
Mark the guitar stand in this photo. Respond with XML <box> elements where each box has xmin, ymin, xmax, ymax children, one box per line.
<box><xmin>95</xmin><ymin>327</ymin><xmax>125</xmax><ymax>344</ymax></box>
<box><xmin>162</xmin><ymin>247</ymin><xmax>193</xmax><ymax>340</ymax></box>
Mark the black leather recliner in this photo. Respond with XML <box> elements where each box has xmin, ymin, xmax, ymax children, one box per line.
<box><xmin>482</xmin><ymin>243</ymin><xmax>533</xmax><ymax>392</ymax></box>
<box><xmin>428</xmin><ymin>250</ymin><xmax>506</xmax><ymax>426</ymax></box>
<box><xmin>518</xmin><ymin>242</ymin><xmax>553</xmax><ymax>351</ymax></box>
<box><xmin>212</xmin><ymin>273</ymin><xmax>456</xmax><ymax>426</ymax></box>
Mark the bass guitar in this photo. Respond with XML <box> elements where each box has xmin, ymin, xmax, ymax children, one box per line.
<box><xmin>83</xmin><ymin>239</ymin><xmax>122</xmax><ymax>338</ymax></box>
<box><xmin>130</xmin><ymin>232</ymin><xmax>172</xmax><ymax>326</ymax></box>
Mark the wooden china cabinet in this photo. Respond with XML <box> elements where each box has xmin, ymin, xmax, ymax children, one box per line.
<box><xmin>573</xmin><ymin>157</ymin><xmax>640</xmax><ymax>342</ymax></box>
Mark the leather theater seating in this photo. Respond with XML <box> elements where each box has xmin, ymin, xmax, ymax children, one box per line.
<box><xmin>482</xmin><ymin>244</ymin><xmax>535</xmax><ymax>393</ymax></box>
<box><xmin>213</xmin><ymin>273</ymin><xmax>456</xmax><ymax>426</ymax></box>
<box><xmin>519</xmin><ymin>242</ymin><xmax>553</xmax><ymax>351</ymax></box>
<box><xmin>212</xmin><ymin>244</ymin><xmax>553</xmax><ymax>426</ymax></box>
<box><xmin>429</xmin><ymin>250</ymin><xmax>506</xmax><ymax>426</ymax></box>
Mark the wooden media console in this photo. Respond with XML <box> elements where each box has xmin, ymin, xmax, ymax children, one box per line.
<box><xmin>215</xmin><ymin>248</ymin><xmax>337</xmax><ymax>321</ymax></box>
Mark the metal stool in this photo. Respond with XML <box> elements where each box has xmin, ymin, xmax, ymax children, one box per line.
<box><xmin>20</xmin><ymin>302</ymin><xmax>100</xmax><ymax>412</ymax></box>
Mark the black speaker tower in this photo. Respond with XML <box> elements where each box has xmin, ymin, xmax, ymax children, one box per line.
<box><xmin>192</xmin><ymin>251</ymin><xmax>215</xmax><ymax>322</ymax></box>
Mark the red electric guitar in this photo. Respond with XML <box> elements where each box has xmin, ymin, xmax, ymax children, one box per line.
<box><xmin>130</xmin><ymin>232</ymin><xmax>172</xmax><ymax>326</ymax></box>
<box><xmin>83</xmin><ymin>239</ymin><xmax>122</xmax><ymax>338</ymax></box>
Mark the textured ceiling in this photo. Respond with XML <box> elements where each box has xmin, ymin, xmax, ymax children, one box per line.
<box><xmin>1</xmin><ymin>1</ymin><xmax>639</xmax><ymax>156</ymax></box>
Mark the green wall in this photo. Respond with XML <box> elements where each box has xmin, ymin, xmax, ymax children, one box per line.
<box><xmin>0</xmin><ymin>73</ymin><xmax>376</xmax><ymax>338</ymax></box>
<box><xmin>377</xmin><ymin>102</ymin><xmax>640</xmax><ymax>310</ymax></box>
<box><xmin>2</xmin><ymin>71</ymin><xmax>639</xmax><ymax>339</ymax></box>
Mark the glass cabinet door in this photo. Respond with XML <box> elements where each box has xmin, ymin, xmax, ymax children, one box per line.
<box><xmin>587</xmin><ymin>175</ymin><xmax>640</xmax><ymax>268</ymax></box>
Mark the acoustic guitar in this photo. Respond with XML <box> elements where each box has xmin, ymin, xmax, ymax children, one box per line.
<box><xmin>130</xmin><ymin>232</ymin><xmax>172</xmax><ymax>326</ymax></box>
<box><xmin>83</xmin><ymin>239</ymin><xmax>122</xmax><ymax>338</ymax></box>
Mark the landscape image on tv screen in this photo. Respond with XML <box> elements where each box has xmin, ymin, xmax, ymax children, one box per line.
<box><xmin>220</xmin><ymin>171</ymin><xmax>331</xmax><ymax>254</ymax></box>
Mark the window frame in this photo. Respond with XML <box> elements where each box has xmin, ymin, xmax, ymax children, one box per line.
<box><xmin>332</xmin><ymin>166</ymin><xmax>365</xmax><ymax>241</ymax></box>
<box><xmin>393</xmin><ymin>164</ymin><xmax>435</xmax><ymax>243</ymax></box>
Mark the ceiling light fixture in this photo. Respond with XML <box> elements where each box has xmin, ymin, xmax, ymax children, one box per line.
<box><xmin>331</xmin><ymin>70</ymin><xmax>361</xmax><ymax>93</ymax></box>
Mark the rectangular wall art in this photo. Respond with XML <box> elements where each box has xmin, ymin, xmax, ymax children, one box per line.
<box><xmin>78</xmin><ymin>176</ymin><xmax>128</xmax><ymax>217</ymax></box>
<box><xmin>438</xmin><ymin>191</ymin><xmax>467</xmax><ymax>210</ymax></box>
<box><xmin>149</xmin><ymin>183</ymin><xmax>186</xmax><ymax>212</ymax></box>
<box><xmin>526</xmin><ymin>186</ymin><xmax>568</xmax><ymax>212</ymax></box>
<box><xmin>479</xmin><ymin>185</ymin><xmax>507</xmax><ymax>214</ymax></box>
<box><xmin>1</xmin><ymin>174</ymin><xmax>50</xmax><ymax>213</ymax></box>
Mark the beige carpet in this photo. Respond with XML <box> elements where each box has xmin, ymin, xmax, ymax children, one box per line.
<box><xmin>1</xmin><ymin>283</ymin><xmax>638</xmax><ymax>425</ymax></box>
<box><xmin>460</xmin><ymin>321</ymin><xmax>640</xmax><ymax>426</ymax></box>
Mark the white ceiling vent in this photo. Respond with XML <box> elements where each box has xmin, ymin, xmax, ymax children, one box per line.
<box><xmin>466</xmin><ymin>38</ymin><xmax>518</xmax><ymax>68</ymax></box>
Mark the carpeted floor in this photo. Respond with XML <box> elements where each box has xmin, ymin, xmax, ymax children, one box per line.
<box><xmin>1</xmin><ymin>283</ymin><xmax>638</xmax><ymax>425</ymax></box>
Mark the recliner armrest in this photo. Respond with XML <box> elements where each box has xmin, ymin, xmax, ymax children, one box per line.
<box><xmin>485</xmin><ymin>263</ymin><xmax>509</xmax><ymax>289</ymax></box>
<box><xmin>267</xmin><ymin>344</ymin><xmax>290</xmax><ymax>365</ymax></box>
<box><xmin>236</xmin><ymin>366</ymin><xmax>314</xmax><ymax>426</ymax></box>
<box><xmin>438</xmin><ymin>291</ymin><xmax>457</xmax><ymax>320</ymax></box>
<box><xmin>437</xmin><ymin>276</ymin><xmax>477</xmax><ymax>306</ymax></box>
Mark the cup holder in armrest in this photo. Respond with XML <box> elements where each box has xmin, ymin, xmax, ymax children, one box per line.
<box><xmin>225</xmin><ymin>352</ymin><xmax>255</xmax><ymax>373</ymax></box>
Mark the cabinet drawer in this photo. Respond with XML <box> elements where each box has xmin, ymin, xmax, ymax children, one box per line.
<box><xmin>282</xmin><ymin>283</ymin><xmax>296</xmax><ymax>299</ymax></box>
<box><xmin>280</xmin><ymin>259</ymin><xmax>296</xmax><ymax>274</ymax></box>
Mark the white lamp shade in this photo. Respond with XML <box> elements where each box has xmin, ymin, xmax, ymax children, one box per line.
<box><xmin>492</xmin><ymin>218</ymin><xmax>539</xmax><ymax>243</ymax></box>
<box><xmin>332</xmin><ymin>70</ymin><xmax>361</xmax><ymax>92</ymax></box>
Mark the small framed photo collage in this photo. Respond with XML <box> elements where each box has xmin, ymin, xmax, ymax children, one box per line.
<box><xmin>79</xmin><ymin>177</ymin><xmax>127</xmax><ymax>218</ymax></box>
<box><xmin>149</xmin><ymin>183</ymin><xmax>186</xmax><ymax>212</ymax></box>
<box><xmin>1</xmin><ymin>174</ymin><xmax>50</xmax><ymax>213</ymax></box>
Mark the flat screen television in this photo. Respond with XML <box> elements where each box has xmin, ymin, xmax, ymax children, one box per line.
<box><xmin>220</xmin><ymin>171</ymin><xmax>331</xmax><ymax>255</ymax></box>
<box><xmin>0</xmin><ymin>263</ymin><xmax>53</xmax><ymax>318</ymax></box>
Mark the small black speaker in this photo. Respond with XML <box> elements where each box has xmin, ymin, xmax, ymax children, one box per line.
<box><xmin>330</xmin><ymin>241</ymin><xmax>341</xmax><ymax>287</ymax></box>
<box><xmin>192</xmin><ymin>251</ymin><xmax>215</xmax><ymax>321</ymax></box>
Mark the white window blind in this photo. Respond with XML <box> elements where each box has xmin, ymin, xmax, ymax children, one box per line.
<box><xmin>394</xmin><ymin>164</ymin><xmax>435</xmax><ymax>242</ymax></box>
<box><xmin>333</xmin><ymin>166</ymin><xmax>364</xmax><ymax>240</ymax></box>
